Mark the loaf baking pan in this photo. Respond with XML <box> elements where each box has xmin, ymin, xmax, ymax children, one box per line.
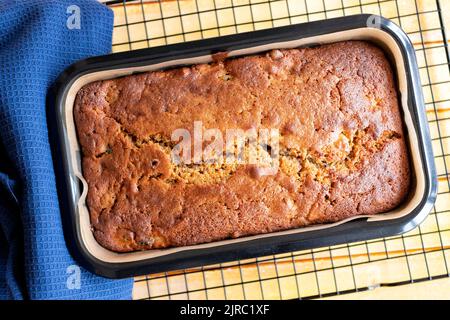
<box><xmin>49</xmin><ymin>14</ymin><xmax>436</xmax><ymax>278</ymax></box>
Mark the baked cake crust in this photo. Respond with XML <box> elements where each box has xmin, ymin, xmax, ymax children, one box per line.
<box><xmin>74</xmin><ymin>41</ymin><xmax>410</xmax><ymax>252</ymax></box>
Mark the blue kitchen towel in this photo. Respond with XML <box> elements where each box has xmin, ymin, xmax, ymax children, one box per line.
<box><xmin>0</xmin><ymin>0</ymin><xmax>133</xmax><ymax>299</ymax></box>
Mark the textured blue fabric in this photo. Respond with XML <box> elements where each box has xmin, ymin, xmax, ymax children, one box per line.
<box><xmin>0</xmin><ymin>0</ymin><xmax>133</xmax><ymax>299</ymax></box>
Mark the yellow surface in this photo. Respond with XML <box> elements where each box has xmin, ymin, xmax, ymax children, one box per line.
<box><xmin>325</xmin><ymin>277</ymin><xmax>450</xmax><ymax>299</ymax></box>
<box><xmin>106</xmin><ymin>0</ymin><xmax>450</xmax><ymax>300</ymax></box>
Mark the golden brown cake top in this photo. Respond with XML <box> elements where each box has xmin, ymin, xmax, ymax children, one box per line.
<box><xmin>74</xmin><ymin>41</ymin><xmax>410</xmax><ymax>252</ymax></box>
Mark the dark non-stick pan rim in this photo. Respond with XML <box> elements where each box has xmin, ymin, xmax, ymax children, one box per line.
<box><xmin>50</xmin><ymin>14</ymin><xmax>437</xmax><ymax>278</ymax></box>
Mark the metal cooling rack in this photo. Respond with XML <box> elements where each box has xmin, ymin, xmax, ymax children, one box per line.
<box><xmin>102</xmin><ymin>0</ymin><xmax>450</xmax><ymax>300</ymax></box>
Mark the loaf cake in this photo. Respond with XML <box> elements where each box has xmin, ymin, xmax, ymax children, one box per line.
<box><xmin>74</xmin><ymin>41</ymin><xmax>410</xmax><ymax>252</ymax></box>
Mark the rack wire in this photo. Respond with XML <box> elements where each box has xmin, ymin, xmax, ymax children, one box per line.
<box><xmin>102</xmin><ymin>0</ymin><xmax>450</xmax><ymax>300</ymax></box>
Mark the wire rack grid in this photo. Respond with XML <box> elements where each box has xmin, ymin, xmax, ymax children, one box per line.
<box><xmin>102</xmin><ymin>0</ymin><xmax>450</xmax><ymax>300</ymax></box>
